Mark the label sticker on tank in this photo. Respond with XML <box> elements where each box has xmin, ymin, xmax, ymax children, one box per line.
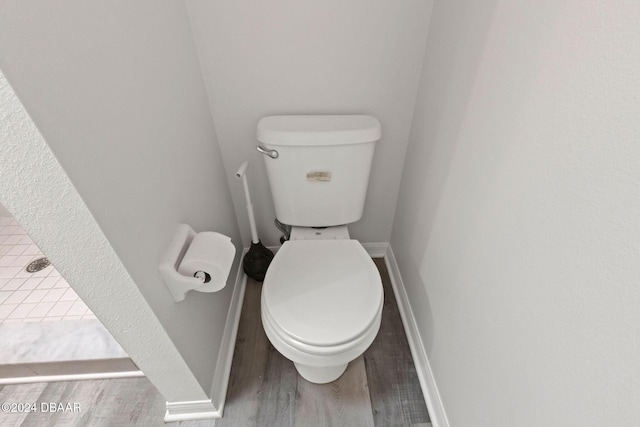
<box><xmin>306</xmin><ymin>171</ymin><xmax>332</xmax><ymax>182</ymax></box>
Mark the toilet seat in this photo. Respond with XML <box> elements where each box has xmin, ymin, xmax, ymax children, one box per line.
<box><xmin>262</xmin><ymin>239</ymin><xmax>383</xmax><ymax>349</ymax></box>
<box><xmin>262</xmin><ymin>301</ymin><xmax>382</xmax><ymax>358</ymax></box>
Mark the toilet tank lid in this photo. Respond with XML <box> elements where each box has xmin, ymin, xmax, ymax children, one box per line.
<box><xmin>257</xmin><ymin>115</ymin><xmax>381</xmax><ymax>146</ymax></box>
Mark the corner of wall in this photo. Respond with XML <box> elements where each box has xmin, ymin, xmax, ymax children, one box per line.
<box><xmin>0</xmin><ymin>70</ymin><xmax>209</xmax><ymax>403</ymax></box>
<box><xmin>384</xmin><ymin>244</ymin><xmax>450</xmax><ymax>427</ymax></box>
<box><xmin>182</xmin><ymin>0</ymin><xmax>248</xmax><ymax>248</ymax></box>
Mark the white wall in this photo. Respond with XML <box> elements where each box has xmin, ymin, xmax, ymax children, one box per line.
<box><xmin>0</xmin><ymin>202</ymin><xmax>9</xmax><ymax>217</ymax></box>
<box><xmin>0</xmin><ymin>71</ymin><xmax>206</xmax><ymax>403</ymax></box>
<box><xmin>0</xmin><ymin>0</ymin><xmax>242</xmax><ymax>403</ymax></box>
<box><xmin>392</xmin><ymin>1</ymin><xmax>640</xmax><ymax>426</ymax></box>
<box><xmin>185</xmin><ymin>0</ymin><xmax>433</xmax><ymax>246</ymax></box>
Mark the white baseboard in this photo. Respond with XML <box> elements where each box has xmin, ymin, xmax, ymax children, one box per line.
<box><xmin>165</xmin><ymin>252</ymin><xmax>248</xmax><ymax>422</ymax></box>
<box><xmin>164</xmin><ymin>399</ymin><xmax>219</xmax><ymax>422</ymax></box>
<box><xmin>209</xmin><ymin>251</ymin><xmax>248</xmax><ymax>416</ymax></box>
<box><xmin>384</xmin><ymin>245</ymin><xmax>450</xmax><ymax>427</ymax></box>
<box><xmin>362</xmin><ymin>242</ymin><xmax>389</xmax><ymax>258</ymax></box>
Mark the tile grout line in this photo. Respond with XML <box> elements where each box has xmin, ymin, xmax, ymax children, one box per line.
<box><xmin>0</xmin><ymin>219</ymin><xmax>88</xmax><ymax>324</ymax></box>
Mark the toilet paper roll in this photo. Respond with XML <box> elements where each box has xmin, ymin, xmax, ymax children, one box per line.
<box><xmin>178</xmin><ymin>231</ymin><xmax>235</xmax><ymax>290</ymax></box>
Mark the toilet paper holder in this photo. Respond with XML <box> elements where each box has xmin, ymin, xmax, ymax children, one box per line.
<box><xmin>159</xmin><ymin>224</ymin><xmax>235</xmax><ymax>302</ymax></box>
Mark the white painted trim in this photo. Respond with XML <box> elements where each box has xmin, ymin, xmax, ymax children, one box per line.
<box><xmin>166</xmin><ymin>250</ymin><xmax>249</xmax><ymax>421</ymax></box>
<box><xmin>210</xmin><ymin>250</ymin><xmax>249</xmax><ymax>416</ymax></box>
<box><xmin>0</xmin><ymin>371</ymin><xmax>144</xmax><ymax>386</ymax></box>
<box><xmin>164</xmin><ymin>399</ymin><xmax>220</xmax><ymax>422</ymax></box>
<box><xmin>362</xmin><ymin>241</ymin><xmax>389</xmax><ymax>258</ymax></box>
<box><xmin>384</xmin><ymin>245</ymin><xmax>450</xmax><ymax>427</ymax></box>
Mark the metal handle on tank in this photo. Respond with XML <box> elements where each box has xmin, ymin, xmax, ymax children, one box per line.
<box><xmin>256</xmin><ymin>145</ymin><xmax>279</xmax><ymax>159</ymax></box>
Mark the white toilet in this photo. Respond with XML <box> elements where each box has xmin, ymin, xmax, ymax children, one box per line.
<box><xmin>256</xmin><ymin>114</ymin><xmax>384</xmax><ymax>384</ymax></box>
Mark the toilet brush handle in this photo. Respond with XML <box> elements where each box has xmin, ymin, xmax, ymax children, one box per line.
<box><xmin>236</xmin><ymin>161</ymin><xmax>260</xmax><ymax>244</ymax></box>
<box><xmin>242</xmin><ymin>174</ymin><xmax>260</xmax><ymax>244</ymax></box>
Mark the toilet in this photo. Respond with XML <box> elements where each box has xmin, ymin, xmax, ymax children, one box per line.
<box><xmin>256</xmin><ymin>115</ymin><xmax>384</xmax><ymax>384</ymax></box>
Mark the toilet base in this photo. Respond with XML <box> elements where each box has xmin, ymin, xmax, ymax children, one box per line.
<box><xmin>294</xmin><ymin>362</ymin><xmax>348</xmax><ymax>384</ymax></box>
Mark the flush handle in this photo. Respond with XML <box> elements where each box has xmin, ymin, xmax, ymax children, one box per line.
<box><xmin>256</xmin><ymin>145</ymin><xmax>279</xmax><ymax>159</ymax></box>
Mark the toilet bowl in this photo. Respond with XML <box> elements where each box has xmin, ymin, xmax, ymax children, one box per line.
<box><xmin>261</xmin><ymin>239</ymin><xmax>383</xmax><ymax>383</ymax></box>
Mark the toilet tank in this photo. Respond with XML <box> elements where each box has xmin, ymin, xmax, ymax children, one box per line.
<box><xmin>257</xmin><ymin>115</ymin><xmax>381</xmax><ymax>227</ymax></box>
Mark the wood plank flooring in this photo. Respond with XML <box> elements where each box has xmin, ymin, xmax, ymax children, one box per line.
<box><xmin>0</xmin><ymin>377</ymin><xmax>169</xmax><ymax>426</ymax></box>
<box><xmin>0</xmin><ymin>257</ymin><xmax>430</xmax><ymax>426</ymax></box>
<box><xmin>366</xmin><ymin>259</ymin><xmax>430</xmax><ymax>425</ymax></box>
<box><xmin>219</xmin><ymin>257</ymin><xmax>430</xmax><ymax>427</ymax></box>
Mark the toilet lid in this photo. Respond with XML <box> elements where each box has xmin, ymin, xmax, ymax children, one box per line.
<box><xmin>262</xmin><ymin>240</ymin><xmax>383</xmax><ymax>347</ymax></box>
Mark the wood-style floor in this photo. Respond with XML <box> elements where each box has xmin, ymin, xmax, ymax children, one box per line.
<box><xmin>219</xmin><ymin>258</ymin><xmax>430</xmax><ymax>427</ymax></box>
<box><xmin>0</xmin><ymin>258</ymin><xmax>430</xmax><ymax>427</ymax></box>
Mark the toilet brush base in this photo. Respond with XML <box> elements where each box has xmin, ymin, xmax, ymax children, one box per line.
<box><xmin>242</xmin><ymin>240</ymin><xmax>274</xmax><ymax>282</ymax></box>
<box><xmin>294</xmin><ymin>362</ymin><xmax>348</xmax><ymax>384</ymax></box>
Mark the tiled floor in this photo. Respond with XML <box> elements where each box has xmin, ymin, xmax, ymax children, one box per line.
<box><xmin>0</xmin><ymin>215</ymin><xmax>128</xmax><ymax>368</ymax></box>
<box><xmin>0</xmin><ymin>216</ymin><xmax>95</xmax><ymax>324</ymax></box>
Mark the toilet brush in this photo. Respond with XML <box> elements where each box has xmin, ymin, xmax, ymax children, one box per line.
<box><xmin>235</xmin><ymin>161</ymin><xmax>274</xmax><ymax>282</ymax></box>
